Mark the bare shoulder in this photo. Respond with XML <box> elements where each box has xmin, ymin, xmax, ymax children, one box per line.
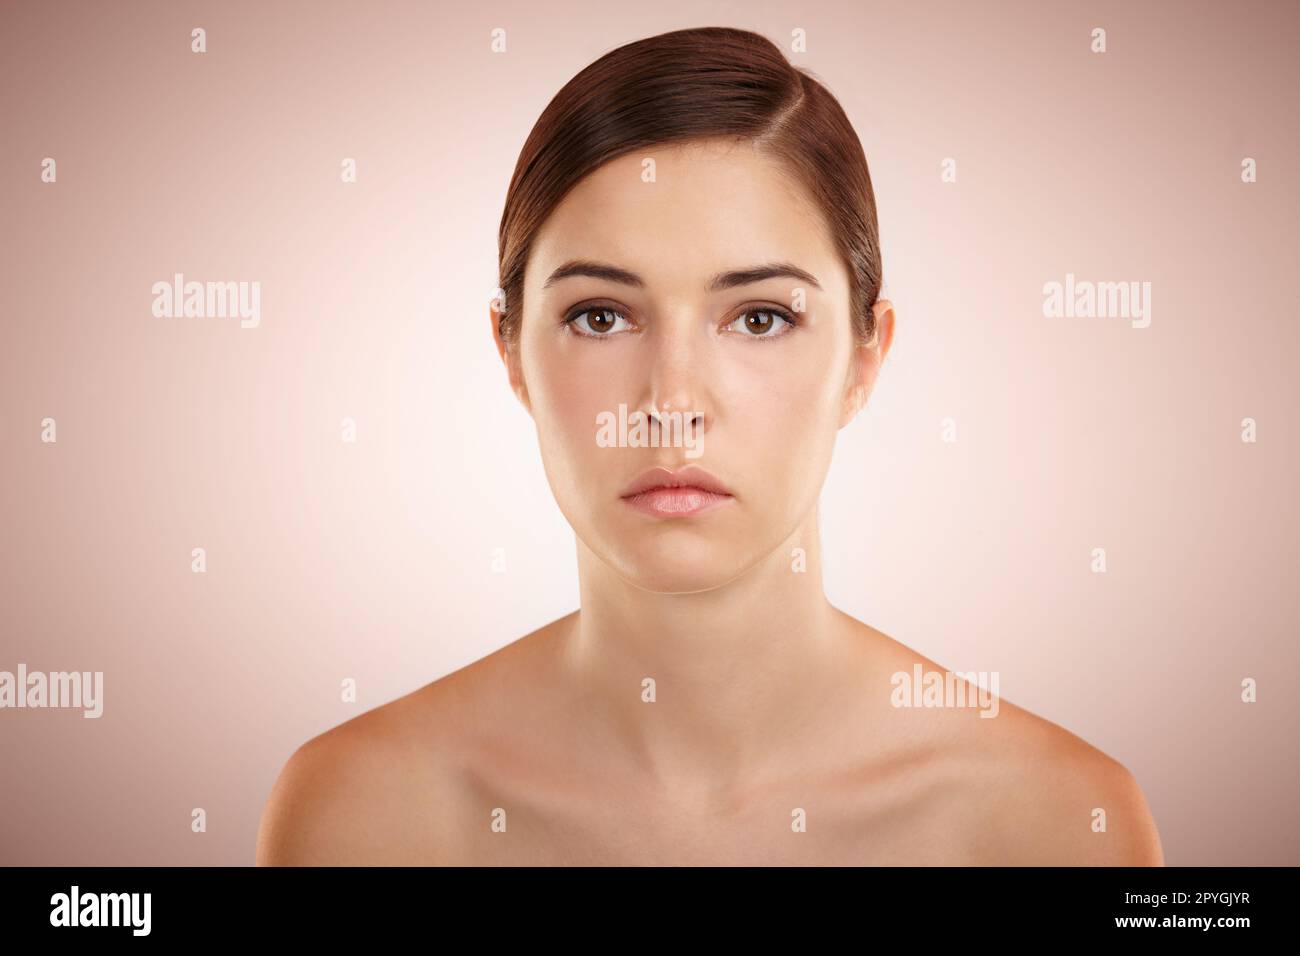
<box><xmin>968</xmin><ymin>700</ymin><xmax>1165</xmax><ymax>866</ymax></box>
<box><xmin>842</xmin><ymin>613</ymin><xmax>1164</xmax><ymax>866</ymax></box>
<box><xmin>255</xmin><ymin>694</ymin><xmax>451</xmax><ymax>865</ymax></box>
<box><xmin>256</xmin><ymin>613</ymin><xmax>572</xmax><ymax>865</ymax></box>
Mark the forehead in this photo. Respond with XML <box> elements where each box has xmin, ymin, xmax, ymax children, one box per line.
<box><xmin>526</xmin><ymin>138</ymin><xmax>844</xmax><ymax>295</ymax></box>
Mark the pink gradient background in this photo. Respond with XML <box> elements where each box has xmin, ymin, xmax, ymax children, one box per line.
<box><xmin>2</xmin><ymin>0</ymin><xmax>1297</xmax><ymax>865</ymax></box>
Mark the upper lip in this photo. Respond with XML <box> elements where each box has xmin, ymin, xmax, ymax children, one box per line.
<box><xmin>620</xmin><ymin>465</ymin><xmax>734</xmax><ymax>498</ymax></box>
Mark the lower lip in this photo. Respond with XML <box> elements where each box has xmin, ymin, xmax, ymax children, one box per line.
<box><xmin>621</xmin><ymin>487</ymin><xmax>734</xmax><ymax>517</ymax></box>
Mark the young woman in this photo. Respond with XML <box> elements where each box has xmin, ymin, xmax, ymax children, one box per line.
<box><xmin>257</xmin><ymin>26</ymin><xmax>1163</xmax><ymax>866</ymax></box>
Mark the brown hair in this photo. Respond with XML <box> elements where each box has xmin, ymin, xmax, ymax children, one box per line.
<box><xmin>496</xmin><ymin>26</ymin><xmax>882</xmax><ymax>350</ymax></box>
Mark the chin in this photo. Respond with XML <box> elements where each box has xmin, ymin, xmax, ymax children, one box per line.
<box><xmin>598</xmin><ymin>526</ymin><xmax>758</xmax><ymax>594</ymax></box>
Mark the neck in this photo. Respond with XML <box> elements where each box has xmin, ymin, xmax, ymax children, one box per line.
<box><xmin>559</xmin><ymin>505</ymin><xmax>861</xmax><ymax>798</ymax></box>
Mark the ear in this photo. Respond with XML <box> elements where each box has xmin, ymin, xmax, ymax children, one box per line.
<box><xmin>489</xmin><ymin>301</ymin><xmax>531</xmax><ymax>414</ymax></box>
<box><xmin>839</xmin><ymin>298</ymin><xmax>895</xmax><ymax>428</ymax></box>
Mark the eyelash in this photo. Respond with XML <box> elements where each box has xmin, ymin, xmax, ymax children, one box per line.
<box><xmin>561</xmin><ymin>303</ymin><xmax>801</xmax><ymax>341</ymax></box>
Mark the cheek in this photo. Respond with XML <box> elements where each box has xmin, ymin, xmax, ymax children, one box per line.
<box><xmin>525</xmin><ymin>343</ymin><xmax>629</xmax><ymax>468</ymax></box>
<box><xmin>716</xmin><ymin>347</ymin><xmax>845</xmax><ymax>525</ymax></box>
<box><xmin>719</xmin><ymin>344</ymin><xmax>845</xmax><ymax>443</ymax></box>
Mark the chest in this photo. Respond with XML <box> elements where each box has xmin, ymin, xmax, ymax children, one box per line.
<box><xmin>431</xmin><ymin>766</ymin><xmax>989</xmax><ymax>865</ymax></box>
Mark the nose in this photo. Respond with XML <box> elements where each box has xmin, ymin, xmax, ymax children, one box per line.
<box><xmin>635</xmin><ymin>316</ymin><xmax>710</xmax><ymax>441</ymax></box>
<box><xmin>647</xmin><ymin>401</ymin><xmax>704</xmax><ymax>433</ymax></box>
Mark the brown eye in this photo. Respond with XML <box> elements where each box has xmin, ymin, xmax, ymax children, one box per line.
<box><xmin>728</xmin><ymin>308</ymin><xmax>795</xmax><ymax>337</ymax></box>
<box><xmin>587</xmin><ymin>308</ymin><xmax>616</xmax><ymax>332</ymax></box>
<box><xmin>567</xmin><ymin>306</ymin><xmax>631</xmax><ymax>336</ymax></box>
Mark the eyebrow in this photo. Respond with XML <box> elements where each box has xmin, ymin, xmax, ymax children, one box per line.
<box><xmin>542</xmin><ymin>259</ymin><xmax>823</xmax><ymax>292</ymax></box>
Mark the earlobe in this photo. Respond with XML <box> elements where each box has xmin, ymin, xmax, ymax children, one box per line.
<box><xmin>871</xmin><ymin>298</ymin><xmax>896</xmax><ymax>359</ymax></box>
<box><xmin>505</xmin><ymin>352</ymin><xmax>532</xmax><ymax>416</ymax></box>
<box><xmin>838</xmin><ymin>358</ymin><xmax>869</xmax><ymax>428</ymax></box>
<box><xmin>489</xmin><ymin>304</ymin><xmax>508</xmax><ymax>365</ymax></box>
<box><xmin>838</xmin><ymin>299</ymin><xmax>896</xmax><ymax>428</ymax></box>
<box><xmin>512</xmin><ymin>374</ymin><xmax>532</xmax><ymax>415</ymax></box>
<box><xmin>488</xmin><ymin>304</ymin><xmax>532</xmax><ymax>415</ymax></box>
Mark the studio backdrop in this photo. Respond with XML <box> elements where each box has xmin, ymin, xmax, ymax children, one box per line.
<box><xmin>1</xmin><ymin>0</ymin><xmax>1297</xmax><ymax>865</ymax></box>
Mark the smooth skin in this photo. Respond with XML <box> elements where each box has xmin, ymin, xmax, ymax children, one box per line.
<box><xmin>257</xmin><ymin>137</ymin><xmax>1163</xmax><ymax>865</ymax></box>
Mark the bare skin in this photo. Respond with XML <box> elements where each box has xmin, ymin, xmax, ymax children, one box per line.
<box><xmin>257</xmin><ymin>605</ymin><xmax>1163</xmax><ymax>866</ymax></box>
<box><xmin>257</xmin><ymin>138</ymin><xmax>1163</xmax><ymax>866</ymax></box>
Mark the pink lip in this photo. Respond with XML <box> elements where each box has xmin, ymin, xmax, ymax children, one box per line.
<box><xmin>622</xmin><ymin>486</ymin><xmax>734</xmax><ymax>517</ymax></box>
<box><xmin>619</xmin><ymin>465</ymin><xmax>735</xmax><ymax>518</ymax></box>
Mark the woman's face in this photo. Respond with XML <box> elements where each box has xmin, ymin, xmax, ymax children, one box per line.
<box><xmin>498</xmin><ymin>136</ymin><xmax>891</xmax><ymax>593</ymax></box>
